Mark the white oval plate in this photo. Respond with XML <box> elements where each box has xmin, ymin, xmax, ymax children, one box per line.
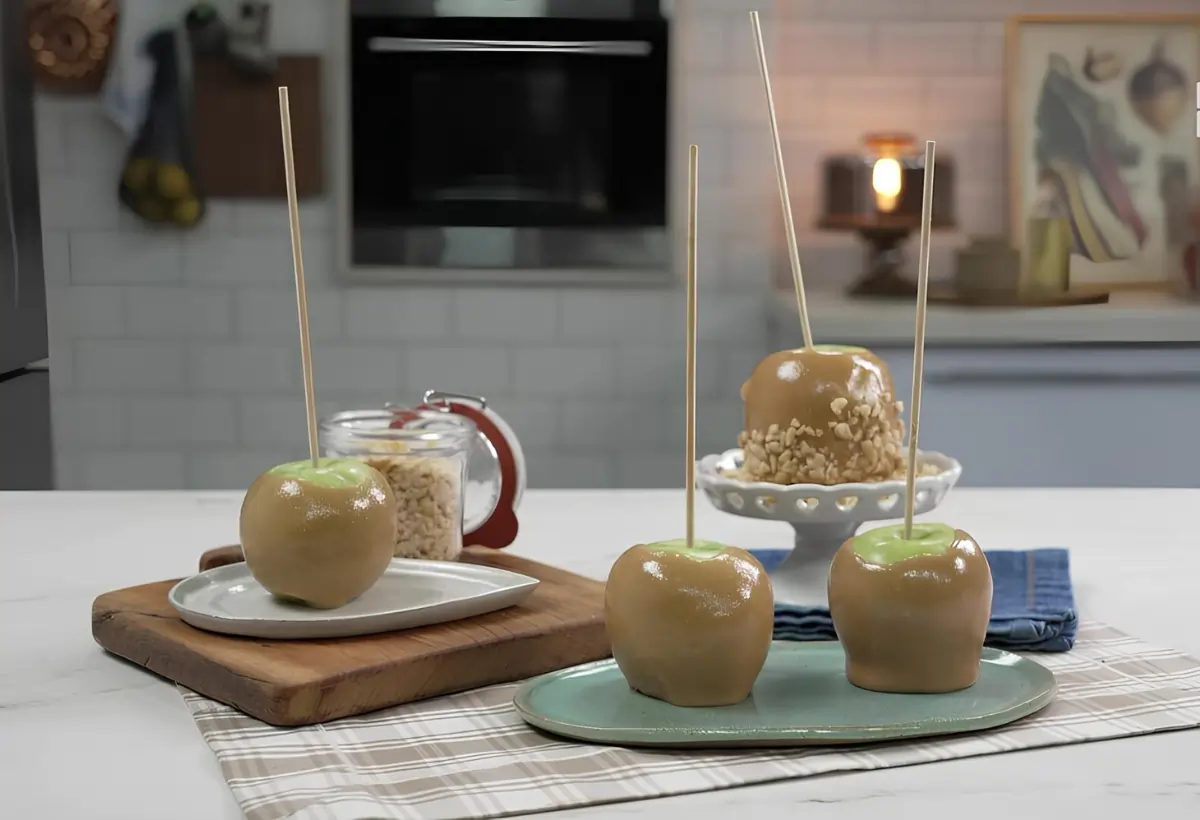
<box><xmin>168</xmin><ymin>559</ymin><xmax>539</xmax><ymax>640</ymax></box>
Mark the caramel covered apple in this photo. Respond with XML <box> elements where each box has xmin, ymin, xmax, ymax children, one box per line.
<box><xmin>605</xmin><ymin>539</ymin><xmax>774</xmax><ymax>707</ymax></box>
<box><xmin>240</xmin><ymin>458</ymin><xmax>398</xmax><ymax>609</ymax></box>
<box><xmin>738</xmin><ymin>345</ymin><xmax>906</xmax><ymax>485</ymax></box>
<box><xmin>827</xmin><ymin>522</ymin><xmax>993</xmax><ymax>693</ymax></box>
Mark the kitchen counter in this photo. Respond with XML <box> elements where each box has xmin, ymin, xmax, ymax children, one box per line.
<box><xmin>4</xmin><ymin>488</ymin><xmax>1200</xmax><ymax>819</ymax></box>
<box><xmin>772</xmin><ymin>289</ymin><xmax>1200</xmax><ymax>346</ymax></box>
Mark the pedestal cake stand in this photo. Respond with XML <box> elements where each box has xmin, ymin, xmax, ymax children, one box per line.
<box><xmin>696</xmin><ymin>449</ymin><xmax>963</xmax><ymax>607</ymax></box>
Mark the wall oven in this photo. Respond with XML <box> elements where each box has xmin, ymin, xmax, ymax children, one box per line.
<box><xmin>338</xmin><ymin>0</ymin><xmax>671</xmax><ymax>285</ymax></box>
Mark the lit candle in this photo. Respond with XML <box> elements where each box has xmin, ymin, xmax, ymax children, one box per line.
<box><xmin>871</xmin><ymin>156</ymin><xmax>902</xmax><ymax>213</ymax></box>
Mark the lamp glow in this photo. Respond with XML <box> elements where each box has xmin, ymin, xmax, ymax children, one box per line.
<box><xmin>872</xmin><ymin>157</ymin><xmax>902</xmax><ymax>212</ymax></box>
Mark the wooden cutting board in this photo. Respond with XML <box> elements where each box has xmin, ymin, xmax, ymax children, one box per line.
<box><xmin>92</xmin><ymin>546</ymin><xmax>610</xmax><ymax>727</ymax></box>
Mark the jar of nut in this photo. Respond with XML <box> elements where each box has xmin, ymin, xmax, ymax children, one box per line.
<box><xmin>319</xmin><ymin>392</ymin><xmax>524</xmax><ymax>561</ymax></box>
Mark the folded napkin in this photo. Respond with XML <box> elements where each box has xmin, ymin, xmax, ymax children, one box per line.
<box><xmin>749</xmin><ymin>547</ymin><xmax>1079</xmax><ymax>652</ymax></box>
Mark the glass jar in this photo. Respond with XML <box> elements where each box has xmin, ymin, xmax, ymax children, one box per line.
<box><xmin>319</xmin><ymin>392</ymin><xmax>525</xmax><ymax>561</ymax></box>
<box><xmin>320</xmin><ymin>408</ymin><xmax>473</xmax><ymax>561</ymax></box>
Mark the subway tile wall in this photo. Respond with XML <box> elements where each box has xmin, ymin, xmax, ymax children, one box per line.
<box><xmin>40</xmin><ymin>0</ymin><xmax>1194</xmax><ymax>490</ymax></box>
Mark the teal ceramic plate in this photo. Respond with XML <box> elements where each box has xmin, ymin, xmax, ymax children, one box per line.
<box><xmin>513</xmin><ymin>642</ymin><xmax>1056</xmax><ymax>748</ymax></box>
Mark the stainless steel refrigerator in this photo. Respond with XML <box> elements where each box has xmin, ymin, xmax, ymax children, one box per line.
<box><xmin>0</xmin><ymin>0</ymin><xmax>53</xmax><ymax>491</ymax></box>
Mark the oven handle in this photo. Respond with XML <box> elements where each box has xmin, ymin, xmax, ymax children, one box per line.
<box><xmin>366</xmin><ymin>36</ymin><xmax>653</xmax><ymax>56</ymax></box>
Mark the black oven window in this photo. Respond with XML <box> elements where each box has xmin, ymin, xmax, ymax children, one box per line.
<box><xmin>350</xmin><ymin>16</ymin><xmax>669</xmax><ymax>231</ymax></box>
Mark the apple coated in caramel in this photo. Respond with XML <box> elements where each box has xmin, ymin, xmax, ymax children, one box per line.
<box><xmin>738</xmin><ymin>346</ymin><xmax>905</xmax><ymax>485</ymax></box>
<box><xmin>240</xmin><ymin>458</ymin><xmax>397</xmax><ymax>609</ymax></box>
<box><xmin>605</xmin><ymin>539</ymin><xmax>775</xmax><ymax>707</ymax></box>
<box><xmin>828</xmin><ymin>523</ymin><xmax>993</xmax><ymax>694</ymax></box>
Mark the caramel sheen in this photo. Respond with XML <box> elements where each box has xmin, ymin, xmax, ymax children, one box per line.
<box><xmin>739</xmin><ymin>346</ymin><xmax>905</xmax><ymax>484</ymax></box>
<box><xmin>605</xmin><ymin>541</ymin><xmax>774</xmax><ymax>707</ymax></box>
<box><xmin>828</xmin><ymin>525</ymin><xmax>993</xmax><ymax>694</ymax></box>
<box><xmin>239</xmin><ymin>459</ymin><xmax>398</xmax><ymax>609</ymax></box>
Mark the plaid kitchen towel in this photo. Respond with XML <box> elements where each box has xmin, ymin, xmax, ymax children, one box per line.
<box><xmin>182</xmin><ymin>621</ymin><xmax>1200</xmax><ymax>820</ymax></box>
<box><xmin>751</xmin><ymin>548</ymin><xmax>1079</xmax><ymax>651</ymax></box>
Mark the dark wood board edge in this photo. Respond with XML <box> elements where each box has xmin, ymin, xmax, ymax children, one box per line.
<box><xmin>92</xmin><ymin>601</ymin><xmax>610</xmax><ymax>727</ymax></box>
<box><xmin>269</xmin><ymin>618</ymin><xmax>612</xmax><ymax>726</ymax></box>
<box><xmin>91</xmin><ymin>600</ymin><xmax>295</xmax><ymax>721</ymax></box>
<box><xmin>92</xmin><ymin>550</ymin><xmax>612</xmax><ymax>727</ymax></box>
<box><xmin>199</xmin><ymin>545</ymin><xmax>244</xmax><ymax>571</ymax></box>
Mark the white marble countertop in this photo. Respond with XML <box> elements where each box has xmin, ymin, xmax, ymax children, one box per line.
<box><xmin>3</xmin><ymin>488</ymin><xmax>1200</xmax><ymax>818</ymax></box>
<box><xmin>773</xmin><ymin>289</ymin><xmax>1200</xmax><ymax>346</ymax></box>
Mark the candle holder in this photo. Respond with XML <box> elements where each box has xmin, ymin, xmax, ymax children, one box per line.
<box><xmin>818</xmin><ymin>133</ymin><xmax>956</xmax><ymax>299</ymax></box>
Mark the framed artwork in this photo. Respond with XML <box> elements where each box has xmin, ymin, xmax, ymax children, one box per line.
<box><xmin>1006</xmin><ymin>15</ymin><xmax>1200</xmax><ymax>293</ymax></box>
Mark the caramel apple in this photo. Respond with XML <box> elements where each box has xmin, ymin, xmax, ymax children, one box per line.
<box><xmin>239</xmin><ymin>458</ymin><xmax>397</xmax><ymax>609</ymax></box>
<box><xmin>738</xmin><ymin>346</ymin><xmax>905</xmax><ymax>485</ymax></box>
<box><xmin>605</xmin><ymin>539</ymin><xmax>774</xmax><ymax>707</ymax></box>
<box><xmin>827</xmin><ymin>522</ymin><xmax>993</xmax><ymax>693</ymax></box>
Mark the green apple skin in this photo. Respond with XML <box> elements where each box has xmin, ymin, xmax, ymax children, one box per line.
<box><xmin>849</xmin><ymin>522</ymin><xmax>957</xmax><ymax>566</ymax></box>
<box><xmin>638</xmin><ymin>538</ymin><xmax>730</xmax><ymax>560</ymax></box>
<box><xmin>265</xmin><ymin>457</ymin><xmax>380</xmax><ymax>489</ymax></box>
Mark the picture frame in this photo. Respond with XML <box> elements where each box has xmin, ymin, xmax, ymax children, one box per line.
<box><xmin>1005</xmin><ymin>14</ymin><xmax>1200</xmax><ymax>293</ymax></box>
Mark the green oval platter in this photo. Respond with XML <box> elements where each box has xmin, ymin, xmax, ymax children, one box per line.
<box><xmin>513</xmin><ymin>641</ymin><xmax>1057</xmax><ymax>748</ymax></box>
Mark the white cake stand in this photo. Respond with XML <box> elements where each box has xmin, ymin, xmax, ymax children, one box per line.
<box><xmin>695</xmin><ymin>449</ymin><xmax>963</xmax><ymax>607</ymax></box>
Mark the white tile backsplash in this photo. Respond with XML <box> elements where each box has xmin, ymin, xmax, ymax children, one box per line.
<box><xmin>125</xmin><ymin>287</ymin><xmax>234</xmax><ymax>339</ymax></box>
<box><xmin>75</xmin><ymin>341</ymin><xmax>187</xmax><ymax>391</ymax></box>
<box><xmin>126</xmin><ymin>397</ymin><xmax>239</xmax><ymax>446</ymax></box>
<box><xmin>874</xmin><ymin>23</ymin><xmax>986</xmax><ymax>74</ymax></box>
<box><xmin>70</xmin><ymin>231</ymin><xmax>183</xmax><ymax>284</ymax></box>
<box><xmin>42</xmin><ymin>0</ymin><xmax>1180</xmax><ymax>489</ymax></box>
<box><xmin>342</xmin><ymin>289</ymin><xmax>454</xmax><ymax>341</ymax></box>
<box><xmin>511</xmin><ymin>346</ymin><xmax>619</xmax><ymax>397</ymax></box>
<box><xmin>234</xmin><ymin>287</ymin><xmax>343</xmax><ymax>341</ymax></box>
<box><xmin>405</xmin><ymin>347</ymin><xmax>512</xmax><ymax>397</ymax></box>
<box><xmin>52</xmin><ymin>286</ymin><xmax>126</xmax><ymax>338</ymax></box>
<box><xmin>186</xmin><ymin>344</ymin><xmax>297</xmax><ymax>392</ymax></box>
<box><xmin>452</xmin><ymin>289</ymin><xmax>560</xmax><ymax>342</ymax></box>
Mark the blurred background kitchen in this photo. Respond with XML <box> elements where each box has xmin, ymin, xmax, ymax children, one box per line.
<box><xmin>5</xmin><ymin>0</ymin><xmax>1199</xmax><ymax>492</ymax></box>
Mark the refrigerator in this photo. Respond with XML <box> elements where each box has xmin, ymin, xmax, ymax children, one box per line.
<box><xmin>0</xmin><ymin>0</ymin><xmax>53</xmax><ymax>491</ymax></box>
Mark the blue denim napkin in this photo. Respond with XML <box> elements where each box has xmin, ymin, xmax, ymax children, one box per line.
<box><xmin>749</xmin><ymin>547</ymin><xmax>1079</xmax><ymax>652</ymax></box>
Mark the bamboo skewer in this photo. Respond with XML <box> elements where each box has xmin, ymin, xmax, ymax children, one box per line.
<box><xmin>749</xmin><ymin>9</ymin><xmax>813</xmax><ymax>350</ymax></box>
<box><xmin>278</xmin><ymin>86</ymin><xmax>320</xmax><ymax>469</ymax></box>
<box><xmin>903</xmin><ymin>140</ymin><xmax>938</xmax><ymax>540</ymax></box>
<box><xmin>685</xmin><ymin>144</ymin><xmax>700</xmax><ymax>549</ymax></box>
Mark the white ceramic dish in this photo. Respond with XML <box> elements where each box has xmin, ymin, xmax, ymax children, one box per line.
<box><xmin>695</xmin><ymin>448</ymin><xmax>962</xmax><ymax>525</ymax></box>
<box><xmin>168</xmin><ymin>559</ymin><xmax>539</xmax><ymax>640</ymax></box>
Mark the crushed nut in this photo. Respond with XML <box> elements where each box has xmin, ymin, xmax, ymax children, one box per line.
<box><xmin>735</xmin><ymin>392</ymin><xmax>908</xmax><ymax>485</ymax></box>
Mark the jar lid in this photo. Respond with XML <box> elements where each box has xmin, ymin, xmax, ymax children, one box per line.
<box><xmin>388</xmin><ymin>390</ymin><xmax>525</xmax><ymax>550</ymax></box>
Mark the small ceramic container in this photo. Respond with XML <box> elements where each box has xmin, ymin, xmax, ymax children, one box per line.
<box><xmin>953</xmin><ymin>236</ymin><xmax>1020</xmax><ymax>297</ymax></box>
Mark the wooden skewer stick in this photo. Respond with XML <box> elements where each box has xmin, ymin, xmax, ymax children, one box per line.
<box><xmin>749</xmin><ymin>9</ymin><xmax>813</xmax><ymax>350</ymax></box>
<box><xmin>279</xmin><ymin>86</ymin><xmax>320</xmax><ymax>469</ymax></box>
<box><xmin>685</xmin><ymin>144</ymin><xmax>700</xmax><ymax>550</ymax></box>
<box><xmin>903</xmin><ymin>140</ymin><xmax>937</xmax><ymax>540</ymax></box>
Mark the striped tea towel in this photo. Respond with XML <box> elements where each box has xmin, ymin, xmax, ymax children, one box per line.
<box><xmin>751</xmin><ymin>548</ymin><xmax>1079</xmax><ymax>651</ymax></box>
<box><xmin>182</xmin><ymin>622</ymin><xmax>1200</xmax><ymax>820</ymax></box>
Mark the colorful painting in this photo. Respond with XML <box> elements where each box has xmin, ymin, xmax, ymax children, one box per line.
<box><xmin>1006</xmin><ymin>15</ymin><xmax>1200</xmax><ymax>291</ymax></box>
